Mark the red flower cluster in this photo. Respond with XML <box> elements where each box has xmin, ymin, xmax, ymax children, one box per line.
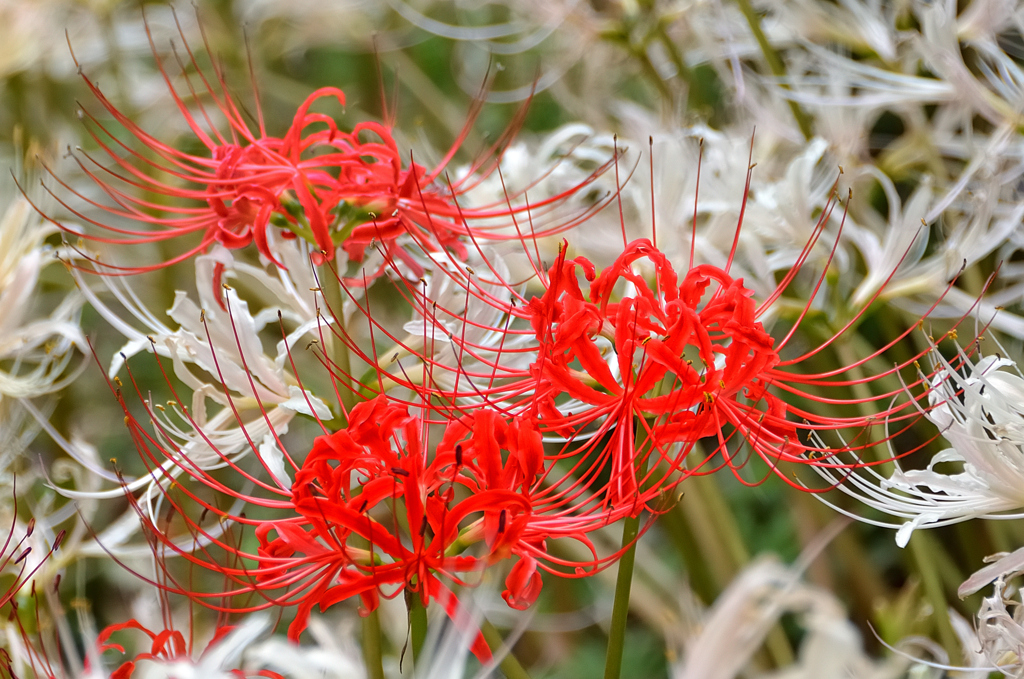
<box><xmin>110</xmin><ymin>204</ymin><xmax>975</xmax><ymax>663</ymax></box>
<box><xmin>70</xmin><ymin>20</ymin><xmax>979</xmax><ymax>667</ymax></box>
<box><xmin>525</xmin><ymin>239</ymin><xmax>795</xmax><ymax>505</ymax></box>
<box><xmin>118</xmin><ymin>387</ymin><xmax>653</xmax><ymax>661</ymax></box>
<box><xmin>257</xmin><ymin>398</ymin><xmax>552</xmax><ymax>650</ymax></box>
<box><xmin>43</xmin><ymin>21</ymin><xmax>610</xmax><ymax>289</ymax></box>
<box><xmin>97</xmin><ymin>619</ymin><xmax>282</xmax><ymax>679</ymax></box>
<box><xmin>106</xmin><ymin>206</ymin><xmax>975</xmax><ymax>666</ymax></box>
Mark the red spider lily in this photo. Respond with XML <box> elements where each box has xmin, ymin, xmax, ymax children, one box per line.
<box><xmin>86</xmin><ymin>122</ymin><xmax>989</xmax><ymax>679</ymax></box>
<box><xmin>0</xmin><ymin>497</ymin><xmax>278</xmax><ymax>679</ymax></box>
<box><xmin>97</xmin><ymin>619</ymin><xmax>283</xmax><ymax>679</ymax></box>
<box><xmin>46</xmin><ymin>20</ymin><xmax>406</xmax><ymax>269</ymax></box>
<box><xmin>5</xmin><ymin>596</ymin><xmax>281</xmax><ymax>679</ymax></box>
<box><xmin>39</xmin><ymin>15</ymin><xmax>614</xmax><ymax>286</ymax></box>
<box><xmin>524</xmin><ymin>238</ymin><xmax>796</xmax><ymax>504</ymax></box>
<box><xmin>337</xmin><ymin>161</ymin><xmax>984</xmax><ymax>500</ymax></box>
<box><xmin>524</xmin><ymin>233</ymin><xmax>980</xmax><ymax>495</ymax></box>
<box><xmin>255</xmin><ymin>396</ymin><xmax>553</xmax><ymax>653</ymax></box>
<box><xmin>0</xmin><ymin>501</ymin><xmax>74</xmax><ymax>679</ymax></box>
<box><xmin>108</xmin><ymin>319</ymin><xmax>653</xmax><ymax>664</ymax></box>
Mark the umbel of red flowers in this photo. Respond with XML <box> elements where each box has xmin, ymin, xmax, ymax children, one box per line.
<box><xmin>38</xmin><ymin>17</ymin><xmax>611</xmax><ymax>292</ymax></box>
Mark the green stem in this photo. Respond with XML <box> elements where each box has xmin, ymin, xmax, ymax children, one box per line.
<box><xmin>832</xmin><ymin>337</ymin><xmax>892</xmax><ymax>468</ymax></box>
<box><xmin>409</xmin><ymin>593</ymin><xmax>428</xmax><ymax>664</ymax></box>
<box><xmin>693</xmin><ymin>475</ymin><xmax>750</xmax><ymax>568</ymax></box>
<box><xmin>733</xmin><ymin>0</ymin><xmax>814</xmax><ymax>140</ymax></box>
<box><xmin>604</xmin><ymin>513</ymin><xmax>641</xmax><ymax>679</ymax></box>
<box><xmin>908</xmin><ymin>532</ymin><xmax>959</xmax><ymax>659</ymax></box>
<box><xmin>634</xmin><ymin>46</ymin><xmax>675</xmax><ymax>101</ymax></box>
<box><xmin>661</xmin><ymin>504</ymin><xmax>719</xmax><ymax>603</ymax></box>
<box><xmin>323</xmin><ymin>262</ymin><xmax>356</xmax><ymax>414</ymax></box>
<box><xmin>481</xmin><ymin>620</ymin><xmax>532</xmax><ymax>679</ymax></box>
<box><xmin>656</xmin><ymin>23</ymin><xmax>693</xmax><ymax>83</ymax></box>
<box><xmin>362</xmin><ymin>609</ymin><xmax>386</xmax><ymax>679</ymax></box>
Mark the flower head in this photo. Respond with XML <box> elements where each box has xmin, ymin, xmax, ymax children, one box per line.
<box><xmin>112</xmin><ymin>380</ymin><xmax>575</xmax><ymax>659</ymax></box>
<box><xmin>525</xmin><ymin>238</ymin><xmax>794</xmax><ymax>505</ymax></box>
<box><xmin>42</xmin><ymin>17</ymin><xmax>612</xmax><ymax>286</ymax></box>
<box><xmin>97</xmin><ymin>616</ymin><xmax>280</xmax><ymax>679</ymax></box>
<box><xmin>815</xmin><ymin>342</ymin><xmax>1024</xmax><ymax>547</ymax></box>
<box><xmin>257</xmin><ymin>396</ymin><xmax>550</xmax><ymax>645</ymax></box>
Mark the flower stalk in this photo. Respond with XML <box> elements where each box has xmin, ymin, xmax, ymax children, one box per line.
<box><xmin>408</xmin><ymin>591</ymin><xmax>428</xmax><ymax>664</ymax></box>
<box><xmin>481</xmin><ymin>620</ymin><xmax>532</xmax><ymax>679</ymax></box>
<box><xmin>732</xmin><ymin>0</ymin><xmax>813</xmax><ymax>140</ymax></box>
<box><xmin>907</xmin><ymin>532</ymin><xmax>959</xmax><ymax>659</ymax></box>
<box><xmin>362</xmin><ymin>609</ymin><xmax>386</xmax><ymax>679</ymax></box>
<box><xmin>603</xmin><ymin>512</ymin><xmax>641</xmax><ymax>679</ymax></box>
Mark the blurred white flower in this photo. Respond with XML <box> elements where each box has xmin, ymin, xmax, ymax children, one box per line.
<box><xmin>957</xmin><ymin>549</ymin><xmax>1024</xmax><ymax>677</ymax></box>
<box><xmin>242</xmin><ymin>615</ymin><xmax>366</xmax><ymax>679</ymax></box>
<box><xmin>843</xmin><ymin>128</ymin><xmax>1024</xmax><ymax>309</ymax></box>
<box><xmin>0</xmin><ymin>198</ymin><xmax>84</xmax><ymax>577</ymax></box>
<box><xmin>773</xmin><ymin>0</ymin><xmax>900</xmax><ymax>61</ymax></box>
<box><xmin>120</xmin><ymin>615</ymin><xmax>271</xmax><ymax>679</ymax></box>
<box><xmin>378</xmin><ymin>247</ymin><xmax>536</xmax><ymax>406</ymax></box>
<box><xmin>0</xmin><ymin>197</ymin><xmax>84</xmax><ymax>402</ymax></box>
<box><xmin>671</xmin><ymin>557</ymin><xmax>939</xmax><ymax>679</ymax></box>
<box><xmin>243</xmin><ymin>590</ymin><xmax>506</xmax><ymax>679</ymax></box>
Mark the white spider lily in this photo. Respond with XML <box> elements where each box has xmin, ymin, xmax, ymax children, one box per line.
<box><xmin>843</xmin><ymin>127</ymin><xmax>1024</xmax><ymax>309</ymax></box>
<box><xmin>972</xmin><ymin>587</ymin><xmax>1024</xmax><ymax>678</ymax></box>
<box><xmin>79</xmin><ymin>240</ymin><xmax>330</xmax><ymax>417</ymax></box>
<box><xmin>462</xmin><ymin>119</ymin><xmax>847</xmax><ymax>303</ymax></box>
<box><xmin>387</xmin><ymin>248</ymin><xmax>534</xmax><ymax>400</ymax></box>
<box><xmin>816</xmin><ymin>347</ymin><xmax>1024</xmax><ymax>548</ymax></box>
<box><xmin>0</xmin><ymin>198</ymin><xmax>85</xmax><ymax>569</ymax></box>
<box><xmin>773</xmin><ymin>0</ymin><xmax>899</xmax><ymax>61</ymax></box>
<box><xmin>915</xmin><ymin>0</ymin><xmax>1024</xmax><ymax>129</ymax></box>
<box><xmin>779</xmin><ymin>0</ymin><xmax>1021</xmax><ymax>127</ymax></box>
<box><xmin>62</xmin><ymin>241</ymin><xmax>331</xmax><ymax>553</ymax></box>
